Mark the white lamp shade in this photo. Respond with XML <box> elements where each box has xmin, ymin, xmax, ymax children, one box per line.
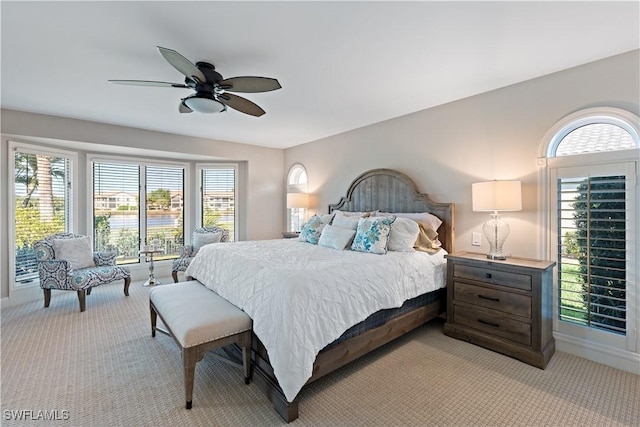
<box><xmin>472</xmin><ymin>180</ymin><xmax>522</xmax><ymax>212</ymax></box>
<box><xmin>286</xmin><ymin>192</ymin><xmax>309</xmax><ymax>209</ymax></box>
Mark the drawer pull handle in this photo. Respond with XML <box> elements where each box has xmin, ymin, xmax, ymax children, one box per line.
<box><xmin>485</xmin><ymin>273</ymin><xmax>493</xmax><ymax>279</ymax></box>
<box><xmin>478</xmin><ymin>319</ymin><xmax>500</xmax><ymax>328</ymax></box>
<box><xmin>478</xmin><ymin>294</ymin><xmax>500</xmax><ymax>302</ymax></box>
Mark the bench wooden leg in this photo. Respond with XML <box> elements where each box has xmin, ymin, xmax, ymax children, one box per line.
<box><xmin>239</xmin><ymin>331</ymin><xmax>252</xmax><ymax>384</ymax></box>
<box><xmin>183</xmin><ymin>347</ymin><xmax>202</xmax><ymax>410</ymax></box>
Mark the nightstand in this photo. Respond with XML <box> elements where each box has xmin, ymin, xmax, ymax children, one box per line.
<box><xmin>443</xmin><ymin>251</ymin><xmax>556</xmax><ymax>369</ymax></box>
<box><xmin>281</xmin><ymin>231</ymin><xmax>300</xmax><ymax>239</ymax></box>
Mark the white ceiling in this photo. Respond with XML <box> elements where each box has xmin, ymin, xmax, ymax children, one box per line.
<box><xmin>1</xmin><ymin>1</ymin><xmax>638</xmax><ymax>149</ymax></box>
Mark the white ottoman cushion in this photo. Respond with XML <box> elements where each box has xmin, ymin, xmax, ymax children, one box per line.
<box><xmin>149</xmin><ymin>280</ymin><xmax>251</xmax><ymax>348</ymax></box>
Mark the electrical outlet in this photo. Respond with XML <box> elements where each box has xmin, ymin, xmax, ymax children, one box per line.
<box><xmin>472</xmin><ymin>232</ymin><xmax>482</xmax><ymax>246</ymax></box>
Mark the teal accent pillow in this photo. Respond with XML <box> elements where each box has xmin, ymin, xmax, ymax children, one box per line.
<box><xmin>351</xmin><ymin>216</ymin><xmax>395</xmax><ymax>254</ymax></box>
<box><xmin>298</xmin><ymin>214</ymin><xmax>331</xmax><ymax>244</ymax></box>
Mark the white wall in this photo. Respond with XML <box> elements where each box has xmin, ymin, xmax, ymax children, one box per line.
<box><xmin>1</xmin><ymin>111</ymin><xmax>284</xmax><ymax>300</ymax></box>
<box><xmin>284</xmin><ymin>50</ymin><xmax>640</xmax><ymax>260</ymax></box>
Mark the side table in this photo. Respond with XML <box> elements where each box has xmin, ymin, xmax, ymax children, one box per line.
<box><xmin>139</xmin><ymin>249</ymin><xmax>164</xmax><ymax>287</ymax></box>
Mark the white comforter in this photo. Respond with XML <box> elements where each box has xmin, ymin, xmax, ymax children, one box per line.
<box><xmin>185</xmin><ymin>239</ymin><xmax>447</xmax><ymax>402</ymax></box>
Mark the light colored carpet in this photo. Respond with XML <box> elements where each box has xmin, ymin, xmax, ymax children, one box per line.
<box><xmin>1</xmin><ymin>280</ymin><xmax>638</xmax><ymax>426</ymax></box>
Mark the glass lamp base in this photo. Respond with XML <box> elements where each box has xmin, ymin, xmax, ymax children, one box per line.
<box><xmin>482</xmin><ymin>213</ymin><xmax>510</xmax><ymax>261</ymax></box>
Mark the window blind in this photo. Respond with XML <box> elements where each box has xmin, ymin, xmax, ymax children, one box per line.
<box><xmin>14</xmin><ymin>152</ymin><xmax>70</xmax><ymax>282</ymax></box>
<box><xmin>146</xmin><ymin>165</ymin><xmax>184</xmax><ymax>258</ymax></box>
<box><xmin>93</xmin><ymin>162</ymin><xmax>140</xmax><ymax>264</ymax></box>
<box><xmin>201</xmin><ymin>166</ymin><xmax>235</xmax><ymax>241</ymax></box>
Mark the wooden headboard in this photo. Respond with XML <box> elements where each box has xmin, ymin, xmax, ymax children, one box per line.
<box><xmin>328</xmin><ymin>168</ymin><xmax>455</xmax><ymax>253</ymax></box>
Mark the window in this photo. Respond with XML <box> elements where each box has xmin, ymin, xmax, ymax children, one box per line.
<box><xmin>199</xmin><ymin>164</ymin><xmax>237</xmax><ymax>241</ymax></box>
<box><xmin>544</xmin><ymin>107</ymin><xmax>639</xmax><ymax>355</ymax></box>
<box><xmin>287</xmin><ymin>164</ymin><xmax>308</xmax><ymax>232</ymax></box>
<box><xmin>11</xmin><ymin>142</ymin><xmax>75</xmax><ymax>285</ymax></box>
<box><xmin>92</xmin><ymin>158</ymin><xmax>185</xmax><ymax>263</ymax></box>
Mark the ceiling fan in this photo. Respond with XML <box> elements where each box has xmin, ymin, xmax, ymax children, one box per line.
<box><xmin>109</xmin><ymin>46</ymin><xmax>281</xmax><ymax>117</ymax></box>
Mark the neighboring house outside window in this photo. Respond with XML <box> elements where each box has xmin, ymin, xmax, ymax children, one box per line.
<box><xmin>540</xmin><ymin>107</ymin><xmax>639</xmax><ymax>373</ymax></box>
<box><xmin>287</xmin><ymin>164</ymin><xmax>308</xmax><ymax>232</ymax></box>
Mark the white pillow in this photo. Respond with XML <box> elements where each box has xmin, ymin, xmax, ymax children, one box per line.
<box><xmin>298</xmin><ymin>214</ymin><xmax>332</xmax><ymax>244</ymax></box>
<box><xmin>387</xmin><ymin>217</ymin><xmax>420</xmax><ymax>252</ymax></box>
<box><xmin>351</xmin><ymin>216</ymin><xmax>395</xmax><ymax>255</ymax></box>
<box><xmin>331</xmin><ymin>212</ymin><xmax>360</xmax><ymax>230</ymax></box>
<box><xmin>193</xmin><ymin>231</ymin><xmax>223</xmax><ymax>251</ymax></box>
<box><xmin>318</xmin><ymin>225</ymin><xmax>356</xmax><ymax>250</ymax></box>
<box><xmin>375</xmin><ymin>211</ymin><xmax>443</xmax><ymax>231</ymax></box>
<box><xmin>52</xmin><ymin>237</ymin><xmax>95</xmax><ymax>270</ymax></box>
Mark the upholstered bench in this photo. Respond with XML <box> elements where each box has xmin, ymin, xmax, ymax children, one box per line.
<box><xmin>149</xmin><ymin>280</ymin><xmax>252</xmax><ymax>409</ymax></box>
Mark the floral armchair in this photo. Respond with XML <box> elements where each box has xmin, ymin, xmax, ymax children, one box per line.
<box><xmin>34</xmin><ymin>233</ymin><xmax>131</xmax><ymax>312</ymax></box>
<box><xmin>171</xmin><ymin>226</ymin><xmax>229</xmax><ymax>282</ymax></box>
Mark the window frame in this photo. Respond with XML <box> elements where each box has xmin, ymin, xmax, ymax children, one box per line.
<box><xmin>538</xmin><ymin>107</ymin><xmax>640</xmax><ymax>364</ymax></box>
<box><xmin>286</xmin><ymin>163</ymin><xmax>308</xmax><ymax>232</ymax></box>
<box><xmin>196</xmin><ymin>163</ymin><xmax>238</xmax><ymax>242</ymax></box>
<box><xmin>87</xmin><ymin>153</ymin><xmax>190</xmax><ymax>265</ymax></box>
<box><xmin>8</xmin><ymin>140</ymin><xmax>78</xmax><ymax>290</ymax></box>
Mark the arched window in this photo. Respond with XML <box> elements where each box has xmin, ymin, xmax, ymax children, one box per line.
<box><xmin>541</xmin><ymin>107</ymin><xmax>639</xmax><ymax>371</ymax></box>
<box><xmin>286</xmin><ymin>164</ymin><xmax>308</xmax><ymax>232</ymax></box>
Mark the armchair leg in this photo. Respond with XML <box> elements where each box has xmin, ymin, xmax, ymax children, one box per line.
<box><xmin>77</xmin><ymin>290</ymin><xmax>86</xmax><ymax>312</ymax></box>
<box><xmin>124</xmin><ymin>277</ymin><xmax>131</xmax><ymax>296</ymax></box>
<box><xmin>43</xmin><ymin>289</ymin><xmax>51</xmax><ymax>308</ymax></box>
<box><xmin>87</xmin><ymin>287</ymin><xmax>92</xmax><ymax>296</ymax></box>
<box><xmin>172</xmin><ymin>271</ymin><xmax>179</xmax><ymax>283</ymax></box>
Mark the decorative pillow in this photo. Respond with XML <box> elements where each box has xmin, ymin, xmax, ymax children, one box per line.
<box><xmin>387</xmin><ymin>217</ymin><xmax>420</xmax><ymax>252</ymax></box>
<box><xmin>414</xmin><ymin>221</ymin><xmax>442</xmax><ymax>254</ymax></box>
<box><xmin>374</xmin><ymin>211</ymin><xmax>443</xmax><ymax>231</ymax></box>
<box><xmin>193</xmin><ymin>231</ymin><xmax>223</xmax><ymax>251</ymax></box>
<box><xmin>331</xmin><ymin>212</ymin><xmax>360</xmax><ymax>230</ymax></box>
<box><xmin>318</xmin><ymin>225</ymin><xmax>356</xmax><ymax>250</ymax></box>
<box><xmin>351</xmin><ymin>216</ymin><xmax>395</xmax><ymax>254</ymax></box>
<box><xmin>298</xmin><ymin>214</ymin><xmax>332</xmax><ymax>244</ymax></box>
<box><xmin>52</xmin><ymin>237</ymin><xmax>95</xmax><ymax>270</ymax></box>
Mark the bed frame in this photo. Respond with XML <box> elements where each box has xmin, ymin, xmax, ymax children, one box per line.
<box><xmin>245</xmin><ymin>168</ymin><xmax>454</xmax><ymax>422</ymax></box>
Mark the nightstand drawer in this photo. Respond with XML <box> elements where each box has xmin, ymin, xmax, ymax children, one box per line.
<box><xmin>453</xmin><ymin>305</ymin><xmax>532</xmax><ymax>346</ymax></box>
<box><xmin>454</xmin><ymin>264</ymin><xmax>532</xmax><ymax>291</ymax></box>
<box><xmin>453</xmin><ymin>282</ymin><xmax>532</xmax><ymax>318</ymax></box>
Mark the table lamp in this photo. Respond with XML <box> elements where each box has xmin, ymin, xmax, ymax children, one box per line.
<box><xmin>472</xmin><ymin>180</ymin><xmax>522</xmax><ymax>260</ymax></box>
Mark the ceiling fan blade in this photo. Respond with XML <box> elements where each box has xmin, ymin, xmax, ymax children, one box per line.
<box><xmin>157</xmin><ymin>46</ymin><xmax>206</xmax><ymax>83</ymax></box>
<box><xmin>179</xmin><ymin>101</ymin><xmax>193</xmax><ymax>114</ymax></box>
<box><xmin>218</xmin><ymin>77</ymin><xmax>281</xmax><ymax>93</ymax></box>
<box><xmin>218</xmin><ymin>93</ymin><xmax>266</xmax><ymax>117</ymax></box>
<box><xmin>109</xmin><ymin>80</ymin><xmax>189</xmax><ymax>88</ymax></box>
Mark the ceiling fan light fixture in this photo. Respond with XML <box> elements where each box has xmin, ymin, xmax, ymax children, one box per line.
<box><xmin>183</xmin><ymin>95</ymin><xmax>226</xmax><ymax>113</ymax></box>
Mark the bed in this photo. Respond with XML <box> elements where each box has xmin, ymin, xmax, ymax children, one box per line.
<box><xmin>185</xmin><ymin>168</ymin><xmax>455</xmax><ymax>421</ymax></box>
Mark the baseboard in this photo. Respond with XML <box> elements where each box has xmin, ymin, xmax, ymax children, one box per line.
<box><xmin>1</xmin><ymin>264</ymin><xmax>173</xmax><ymax>310</ymax></box>
<box><xmin>555</xmin><ymin>332</ymin><xmax>640</xmax><ymax>375</ymax></box>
